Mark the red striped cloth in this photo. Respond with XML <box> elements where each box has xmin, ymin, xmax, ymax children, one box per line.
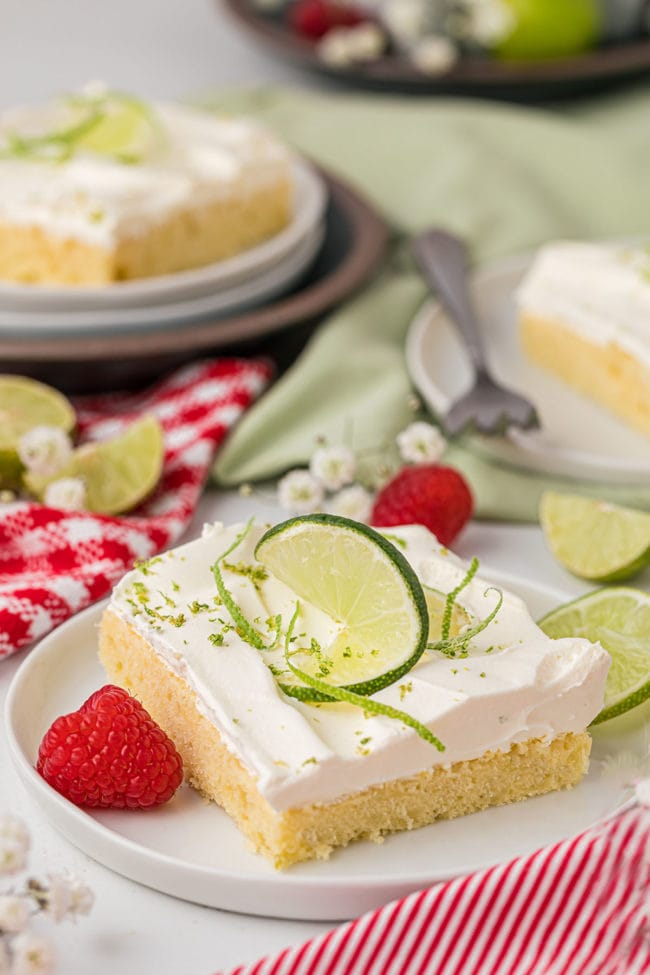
<box><xmin>220</xmin><ymin>804</ymin><xmax>650</xmax><ymax>975</ymax></box>
<box><xmin>0</xmin><ymin>358</ymin><xmax>271</xmax><ymax>658</ymax></box>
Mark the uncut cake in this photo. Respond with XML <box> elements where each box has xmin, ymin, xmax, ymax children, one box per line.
<box><xmin>0</xmin><ymin>87</ymin><xmax>293</xmax><ymax>285</ymax></box>
<box><xmin>517</xmin><ymin>241</ymin><xmax>650</xmax><ymax>437</ymax></box>
<box><xmin>99</xmin><ymin>517</ymin><xmax>609</xmax><ymax>868</ymax></box>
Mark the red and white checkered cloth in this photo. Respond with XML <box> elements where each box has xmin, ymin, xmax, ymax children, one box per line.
<box><xmin>221</xmin><ymin>804</ymin><xmax>650</xmax><ymax>975</ymax></box>
<box><xmin>0</xmin><ymin>358</ymin><xmax>272</xmax><ymax>659</ymax></box>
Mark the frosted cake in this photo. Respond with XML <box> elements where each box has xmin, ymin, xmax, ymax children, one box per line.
<box><xmin>99</xmin><ymin>519</ymin><xmax>609</xmax><ymax>868</ymax></box>
<box><xmin>0</xmin><ymin>90</ymin><xmax>293</xmax><ymax>285</ymax></box>
<box><xmin>517</xmin><ymin>241</ymin><xmax>650</xmax><ymax>437</ymax></box>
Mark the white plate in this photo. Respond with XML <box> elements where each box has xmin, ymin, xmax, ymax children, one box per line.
<box><xmin>0</xmin><ymin>221</ymin><xmax>324</xmax><ymax>335</ymax></box>
<box><xmin>406</xmin><ymin>252</ymin><xmax>650</xmax><ymax>484</ymax></box>
<box><xmin>0</xmin><ymin>159</ymin><xmax>327</xmax><ymax>312</ymax></box>
<box><xmin>5</xmin><ymin>572</ymin><xmax>644</xmax><ymax>921</ymax></box>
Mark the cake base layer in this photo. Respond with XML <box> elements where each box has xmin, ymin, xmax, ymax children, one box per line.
<box><xmin>99</xmin><ymin>608</ymin><xmax>592</xmax><ymax>870</ymax></box>
<box><xmin>0</xmin><ymin>179</ymin><xmax>291</xmax><ymax>284</ymax></box>
<box><xmin>520</xmin><ymin>310</ymin><xmax>650</xmax><ymax>438</ymax></box>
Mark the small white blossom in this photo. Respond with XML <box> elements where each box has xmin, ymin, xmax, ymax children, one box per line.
<box><xmin>43</xmin><ymin>477</ymin><xmax>86</xmax><ymax>512</ymax></box>
<box><xmin>309</xmin><ymin>445</ymin><xmax>357</xmax><ymax>491</ymax></box>
<box><xmin>0</xmin><ymin>895</ymin><xmax>30</xmax><ymax>933</ymax></box>
<box><xmin>636</xmin><ymin>778</ymin><xmax>650</xmax><ymax>807</ymax></box>
<box><xmin>382</xmin><ymin>0</ymin><xmax>429</xmax><ymax>44</ymax></box>
<box><xmin>9</xmin><ymin>932</ymin><xmax>55</xmax><ymax>975</ymax></box>
<box><xmin>409</xmin><ymin>34</ymin><xmax>458</xmax><ymax>74</ymax></box>
<box><xmin>318</xmin><ymin>30</ymin><xmax>356</xmax><ymax>67</ymax></box>
<box><xmin>463</xmin><ymin>0</ymin><xmax>514</xmax><ymax>46</ymax></box>
<box><xmin>0</xmin><ymin>817</ymin><xmax>29</xmax><ymax>876</ymax></box>
<box><xmin>0</xmin><ymin>818</ymin><xmax>29</xmax><ymax>850</ymax></box>
<box><xmin>397</xmin><ymin>421</ymin><xmax>447</xmax><ymax>464</ymax></box>
<box><xmin>67</xmin><ymin>878</ymin><xmax>94</xmax><ymax>919</ymax></box>
<box><xmin>40</xmin><ymin>875</ymin><xmax>75</xmax><ymax>924</ymax></box>
<box><xmin>328</xmin><ymin>485</ymin><xmax>374</xmax><ymax>523</ymax></box>
<box><xmin>318</xmin><ymin>23</ymin><xmax>385</xmax><ymax>66</ymax></box>
<box><xmin>17</xmin><ymin>427</ymin><xmax>73</xmax><ymax>479</ymax></box>
<box><xmin>277</xmin><ymin>470</ymin><xmax>324</xmax><ymax>514</ymax></box>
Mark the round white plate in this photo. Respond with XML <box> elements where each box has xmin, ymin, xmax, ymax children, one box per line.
<box><xmin>0</xmin><ymin>221</ymin><xmax>324</xmax><ymax>335</ymax></box>
<box><xmin>406</xmin><ymin>252</ymin><xmax>650</xmax><ymax>484</ymax></box>
<box><xmin>5</xmin><ymin>573</ymin><xmax>643</xmax><ymax>921</ymax></box>
<box><xmin>0</xmin><ymin>159</ymin><xmax>327</xmax><ymax>313</ymax></box>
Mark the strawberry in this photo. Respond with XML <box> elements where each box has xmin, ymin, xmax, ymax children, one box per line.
<box><xmin>371</xmin><ymin>465</ymin><xmax>473</xmax><ymax>547</ymax></box>
<box><xmin>37</xmin><ymin>685</ymin><xmax>183</xmax><ymax>810</ymax></box>
<box><xmin>288</xmin><ymin>0</ymin><xmax>367</xmax><ymax>40</ymax></box>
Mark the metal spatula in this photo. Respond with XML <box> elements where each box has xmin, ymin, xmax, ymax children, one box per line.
<box><xmin>412</xmin><ymin>229</ymin><xmax>539</xmax><ymax>438</ymax></box>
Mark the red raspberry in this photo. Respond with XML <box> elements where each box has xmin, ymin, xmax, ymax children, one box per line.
<box><xmin>288</xmin><ymin>0</ymin><xmax>367</xmax><ymax>40</ymax></box>
<box><xmin>37</xmin><ymin>685</ymin><xmax>183</xmax><ymax>810</ymax></box>
<box><xmin>371</xmin><ymin>465</ymin><xmax>473</xmax><ymax>547</ymax></box>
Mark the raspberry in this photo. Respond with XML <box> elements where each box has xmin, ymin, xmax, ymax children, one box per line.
<box><xmin>36</xmin><ymin>685</ymin><xmax>183</xmax><ymax>810</ymax></box>
<box><xmin>288</xmin><ymin>0</ymin><xmax>367</xmax><ymax>40</ymax></box>
<box><xmin>371</xmin><ymin>465</ymin><xmax>473</xmax><ymax>547</ymax></box>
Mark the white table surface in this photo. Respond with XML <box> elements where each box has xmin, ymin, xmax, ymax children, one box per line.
<box><xmin>3</xmin><ymin>487</ymin><xmax>637</xmax><ymax>975</ymax></box>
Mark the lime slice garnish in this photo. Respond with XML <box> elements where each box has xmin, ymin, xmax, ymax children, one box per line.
<box><xmin>0</xmin><ymin>375</ymin><xmax>75</xmax><ymax>489</ymax></box>
<box><xmin>538</xmin><ymin>587</ymin><xmax>650</xmax><ymax>724</ymax></box>
<box><xmin>254</xmin><ymin>514</ymin><xmax>429</xmax><ymax>700</ymax></box>
<box><xmin>540</xmin><ymin>491</ymin><xmax>650</xmax><ymax>583</ymax></box>
<box><xmin>77</xmin><ymin>95</ymin><xmax>161</xmax><ymax>163</ymax></box>
<box><xmin>25</xmin><ymin>414</ymin><xmax>164</xmax><ymax>515</ymax></box>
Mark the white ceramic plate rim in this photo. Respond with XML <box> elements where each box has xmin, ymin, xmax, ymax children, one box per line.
<box><xmin>0</xmin><ymin>158</ymin><xmax>326</xmax><ymax>312</ymax></box>
<box><xmin>406</xmin><ymin>250</ymin><xmax>650</xmax><ymax>484</ymax></box>
<box><xmin>4</xmin><ymin>570</ymin><xmax>635</xmax><ymax>919</ymax></box>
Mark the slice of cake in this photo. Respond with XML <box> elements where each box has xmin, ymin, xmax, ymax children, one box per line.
<box><xmin>0</xmin><ymin>87</ymin><xmax>293</xmax><ymax>285</ymax></box>
<box><xmin>98</xmin><ymin>518</ymin><xmax>609</xmax><ymax>869</ymax></box>
<box><xmin>517</xmin><ymin>241</ymin><xmax>650</xmax><ymax>437</ymax></box>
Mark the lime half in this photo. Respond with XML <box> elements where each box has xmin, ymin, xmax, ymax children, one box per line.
<box><xmin>25</xmin><ymin>414</ymin><xmax>164</xmax><ymax>515</ymax></box>
<box><xmin>255</xmin><ymin>514</ymin><xmax>429</xmax><ymax>700</ymax></box>
<box><xmin>538</xmin><ymin>587</ymin><xmax>650</xmax><ymax>724</ymax></box>
<box><xmin>0</xmin><ymin>375</ymin><xmax>75</xmax><ymax>489</ymax></box>
<box><xmin>540</xmin><ymin>491</ymin><xmax>650</xmax><ymax>583</ymax></box>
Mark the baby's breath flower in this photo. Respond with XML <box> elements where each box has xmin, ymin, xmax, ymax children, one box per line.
<box><xmin>328</xmin><ymin>485</ymin><xmax>374</xmax><ymax>523</ymax></box>
<box><xmin>318</xmin><ymin>23</ymin><xmax>385</xmax><ymax>66</ymax></box>
<box><xmin>9</xmin><ymin>931</ymin><xmax>55</xmax><ymax>975</ymax></box>
<box><xmin>309</xmin><ymin>445</ymin><xmax>356</xmax><ymax>491</ymax></box>
<box><xmin>636</xmin><ymin>778</ymin><xmax>650</xmax><ymax>806</ymax></box>
<box><xmin>382</xmin><ymin>0</ymin><xmax>429</xmax><ymax>44</ymax></box>
<box><xmin>318</xmin><ymin>29</ymin><xmax>355</xmax><ymax>67</ymax></box>
<box><xmin>0</xmin><ymin>895</ymin><xmax>30</xmax><ymax>933</ymax></box>
<box><xmin>17</xmin><ymin>427</ymin><xmax>73</xmax><ymax>479</ymax></box>
<box><xmin>277</xmin><ymin>470</ymin><xmax>324</xmax><ymax>515</ymax></box>
<box><xmin>43</xmin><ymin>477</ymin><xmax>86</xmax><ymax>512</ymax></box>
<box><xmin>67</xmin><ymin>878</ymin><xmax>94</xmax><ymax>919</ymax></box>
<box><xmin>463</xmin><ymin>0</ymin><xmax>514</xmax><ymax>46</ymax></box>
<box><xmin>0</xmin><ymin>817</ymin><xmax>29</xmax><ymax>876</ymax></box>
<box><xmin>397</xmin><ymin>421</ymin><xmax>447</xmax><ymax>464</ymax></box>
<box><xmin>39</xmin><ymin>875</ymin><xmax>74</xmax><ymax>924</ymax></box>
<box><xmin>409</xmin><ymin>34</ymin><xmax>458</xmax><ymax>74</ymax></box>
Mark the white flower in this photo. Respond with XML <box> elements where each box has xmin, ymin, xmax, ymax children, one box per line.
<box><xmin>9</xmin><ymin>932</ymin><xmax>55</xmax><ymax>975</ymax></box>
<box><xmin>463</xmin><ymin>0</ymin><xmax>514</xmax><ymax>47</ymax></box>
<box><xmin>45</xmin><ymin>876</ymin><xmax>93</xmax><ymax>921</ymax></box>
<box><xmin>318</xmin><ymin>23</ymin><xmax>385</xmax><ymax>66</ymax></box>
<box><xmin>0</xmin><ymin>895</ymin><xmax>30</xmax><ymax>933</ymax></box>
<box><xmin>328</xmin><ymin>485</ymin><xmax>374</xmax><ymax>523</ymax></box>
<box><xmin>397</xmin><ymin>421</ymin><xmax>447</xmax><ymax>464</ymax></box>
<box><xmin>43</xmin><ymin>477</ymin><xmax>86</xmax><ymax>512</ymax></box>
<box><xmin>318</xmin><ymin>30</ymin><xmax>355</xmax><ymax>67</ymax></box>
<box><xmin>277</xmin><ymin>470</ymin><xmax>324</xmax><ymax>514</ymax></box>
<box><xmin>309</xmin><ymin>445</ymin><xmax>357</xmax><ymax>491</ymax></box>
<box><xmin>0</xmin><ymin>817</ymin><xmax>29</xmax><ymax>876</ymax></box>
<box><xmin>382</xmin><ymin>0</ymin><xmax>429</xmax><ymax>44</ymax></box>
<box><xmin>409</xmin><ymin>34</ymin><xmax>458</xmax><ymax>75</ymax></box>
<box><xmin>17</xmin><ymin>427</ymin><xmax>73</xmax><ymax>479</ymax></box>
<box><xmin>636</xmin><ymin>778</ymin><xmax>650</xmax><ymax>806</ymax></box>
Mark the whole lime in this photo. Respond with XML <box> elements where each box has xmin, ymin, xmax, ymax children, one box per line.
<box><xmin>494</xmin><ymin>0</ymin><xmax>601</xmax><ymax>60</ymax></box>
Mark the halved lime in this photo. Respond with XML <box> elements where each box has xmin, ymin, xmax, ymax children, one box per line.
<box><xmin>78</xmin><ymin>95</ymin><xmax>161</xmax><ymax>163</ymax></box>
<box><xmin>424</xmin><ymin>587</ymin><xmax>472</xmax><ymax>642</ymax></box>
<box><xmin>540</xmin><ymin>491</ymin><xmax>650</xmax><ymax>583</ymax></box>
<box><xmin>0</xmin><ymin>376</ymin><xmax>75</xmax><ymax>489</ymax></box>
<box><xmin>538</xmin><ymin>587</ymin><xmax>650</xmax><ymax>724</ymax></box>
<box><xmin>25</xmin><ymin>414</ymin><xmax>164</xmax><ymax>515</ymax></box>
<box><xmin>255</xmin><ymin>514</ymin><xmax>429</xmax><ymax>700</ymax></box>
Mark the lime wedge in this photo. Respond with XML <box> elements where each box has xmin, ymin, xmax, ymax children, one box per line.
<box><xmin>0</xmin><ymin>376</ymin><xmax>75</xmax><ymax>489</ymax></box>
<box><xmin>255</xmin><ymin>514</ymin><xmax>429</xmax><ymax>700</ymax></box>
<box><xmin>77</xmin><ymin>95</ymin><xmax>161</xmax><ymax>163</ymax></box>
<box><xmin>25</xmin><ymin>414</ymin><xmax>164</xmax><ymax>515</ymax></box>
<box><xmin>424</xmin><ymin>587</ymin><xmax>472</xmax><ymax>642</ymax></box>
<box><xmin>540</xmin><ymin>491</ymin><xmax>650</xmax><ymax>583</ymax></box>
<box><xmin>538</xmin><ymin>587</ymin><xmax>650</xmax><ymax>724</ymax></box>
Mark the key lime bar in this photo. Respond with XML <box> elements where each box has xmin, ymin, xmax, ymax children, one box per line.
<box><xmin>99</xmin><ymin>520</ymin><xmax>609</xmax><ymax>869</ymax></box>
<box><xmin>517</xmin><ymin>241</ymin><xmax>650</xmax><ymax>437</ymax></box>
<box><xmin>0</xmin><ymin>90</ymin><xmax>292</xmax><ymax>284</ymax></box>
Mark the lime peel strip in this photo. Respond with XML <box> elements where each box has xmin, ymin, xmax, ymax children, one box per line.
<box><xmin>210</xmin><ymin>518</ymin><xmax>270</xmax><ymax>652</ymax></box>
<box><xmin>428</xmin><ymin>587</ymin><xmax>503</xmax><ymax>658</ymax></box>
<box><xmin>441</xmin><ymin>557</ymin><xmax>479</xmax><ymax>641</ymax></box>
<box><xmin>281</xmin><ymin>603</ymin><xmax>445</xmax><ymax>752</ymax></box>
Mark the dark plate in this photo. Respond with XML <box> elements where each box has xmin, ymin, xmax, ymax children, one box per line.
<box><xmin>0</xmin><ymin>170</ymin><xmax>389</xmax><ymax>393</ymax></box>
<box><xmin>224</xmin><ymin>0</ymin><xmax>650</xmax><ymax>100</ymax></box>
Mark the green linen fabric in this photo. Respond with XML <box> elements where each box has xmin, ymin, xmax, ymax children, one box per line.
<box><xmin>211</xmin><ymin>85</ymin><xmax>650</xmax><ymax>520</ymax></box>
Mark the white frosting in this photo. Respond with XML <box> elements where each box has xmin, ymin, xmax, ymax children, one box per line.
<box><xmin>0</xmin><ymin>102</ymin><xmax>291</xmax><ymax>246</ymax></box>
<box><xmin>109</xmin><ymin>521</ymin><xmax>609</xmax><ymax>812</ymax></box>
<box><xmin>517</xmin><ymin>241</ymin><xmax>650</xmax><ymax>368</ymax></box>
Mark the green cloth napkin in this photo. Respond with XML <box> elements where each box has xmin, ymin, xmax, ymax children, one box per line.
<box><xmin>211</xmin><ymin>85</ymin><xmax>650</xmax><ymax>520</ymax></box>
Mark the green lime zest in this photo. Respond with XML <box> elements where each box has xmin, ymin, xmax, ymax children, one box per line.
<box><xmin>0</xmin><ymin>107</ymin><xmax>105</xmax><ymax>163</ymax></box>
<box><xmin>280</xmin><ymin>604</ymin><xmax>444</xmax><ymax>752</ymax></box>
<box><xmin>441</xmin><ymin>557</ymin><xmax>479</xmax><ymax>641</ymax></box>
<box><xmin>428</xmin><ymin>586</ymin><xmax>503</xmax><ymax>659</ymax></box>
